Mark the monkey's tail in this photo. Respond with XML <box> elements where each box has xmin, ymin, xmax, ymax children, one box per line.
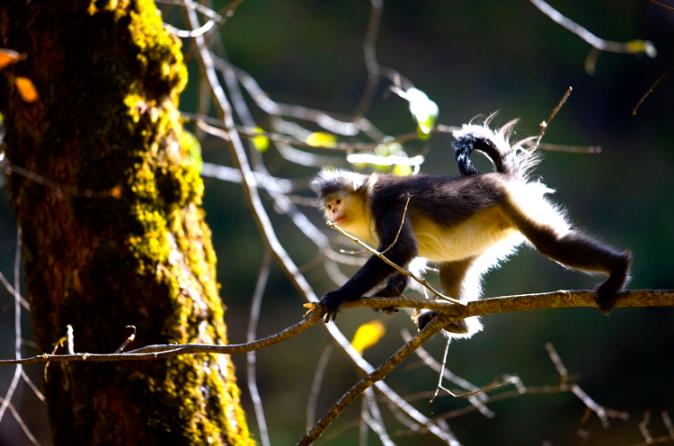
<box><xmin>452</xmin><ymin>119</ymin><xmax>539</xmax><ymax>178</ymax></box>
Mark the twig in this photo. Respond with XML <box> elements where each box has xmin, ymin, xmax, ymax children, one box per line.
<box><xmin>545</xmin><ymin>342</ymin><xmax>569</xmax><ymax>385</ymax></box>
<box><xmin>662</xmin><ymin>411</ymin><xmax>674</xmax><ymax>439</ymax></box>
<box><xmin>401</xmin><ymin>329</ymin><xmax>493</xmax><ymax>416</ymax></box>
<box><xmin>352</xmin><ymin>0</ymin><xmax>383</xmax><ymax>118</ymax></box>
<box><xmin>364</xmin><ymin>389</ymin><xmax>395</xmax><ymax>446</ymax></box>
<box><xmin>298</xmin><ymin>312</ymin><xmax>454</xmax><ymax>446</ymax></box>
<box><xmin>632</xmin><ymin>67</ymin><xmax>674</xmax><ymax>116</ymax></box>
<box><xmin>20</xmin><ymin>370</ymin><xmax>44</xmax><ymax>402</ymax></box>
<box><xmin>533</xmin><ymin>86</ymin><xmax>573</xmax><ymax>152</ymax></box>
<box><xmin>571</xmin><ymin>385</ymin><xmax>629</xmax><ymax>428</ymax></box>
<box><xmin>0</xmin><ymin>270</ymin><xmax>30</xmax><ymax>310</ymax></box>
<box><xmin>639</xmin><ymin>411</ymin><xmax>654</xmax><ymax>444</ymax></box>
<box><xmin>530</xmin><ymin>0</ymin><xmax>656</xmax><ymax>57</ymax></box>
<box><xmin>306</xmin><ymin>343</ymin><xmax>334</xmax><ymax>431</ymax></box>
<box><xmin>650</xmin><ymin>0</ymin><xmax>674</xmax><ymax>11</ymax></box>
<box><xmin>327</xmin><ymin>221</ymin><xmax>464</xmax><ymax>305</ymax></box>
<box><xmin>246</xmin><ymin>254</ymin><xmax>272</xmax><ymax>446</ymax></box>
<box><xmin>379</xmin><ymin>195</ymin><xmax>411</xmax><ymax>255</ymax></box>
<box><xmin>0</xmin><ymin>310</ymin><xmax>323</xmax><ymax>366</ymax></box>
<box><xmin>0</xmin><ymin>397</ymin><xmax>38</xmax><ymax>446</ymax></box>
<box><xmin>0</xmin><ymin>228</ymin><xmax>23</xmax><ymax>426</ymax></box>
<box><xmin>537</xmin><ymin>143</ymin><xmax>601</xmax><ymax>154</ymax></box>
<box><xmin>114</xmin><ymin>326</ymin><xmax>137</xmax><ymax>354</ymax></box>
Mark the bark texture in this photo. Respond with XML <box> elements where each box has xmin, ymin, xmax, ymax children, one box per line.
<box><xmin>0</xmin><ymin>1</ymin><xmax>252</xmax><ymax>444</ymax></box>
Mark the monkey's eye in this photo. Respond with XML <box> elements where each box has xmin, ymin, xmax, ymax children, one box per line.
<box><xmin>335</xmin><ymin>199</ymin><xmax>341</xmax><ymax>205</ymax></box>
<box><xmin>326</xmin><ymin>204</ymin><xmax>332</xmax><ymax>210</ymax></box>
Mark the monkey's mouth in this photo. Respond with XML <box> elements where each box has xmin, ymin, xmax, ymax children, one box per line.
<box><xmin>332</xmin><ymin>215</ymin><xmax>347</xmax><ymax>225</ymax></box>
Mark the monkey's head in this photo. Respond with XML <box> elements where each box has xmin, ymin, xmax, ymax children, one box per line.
<box><xmin>312</xmin><ymin>169</ymin><xmax>370</xmax><ymax>230</ymax></box>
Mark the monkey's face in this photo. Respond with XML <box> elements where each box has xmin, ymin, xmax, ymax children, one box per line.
<box><xmin>323</xmin><ymin>194</ymin><xmax>348</xmax><ymax>225</ymax></box>
<box><xmin>323</xmin><ymin>192</ymin><xmax>365</xmax><ymax>226</ymax></box>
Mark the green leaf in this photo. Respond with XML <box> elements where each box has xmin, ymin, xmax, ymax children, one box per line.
<box><xmin>405</xmin><ymin>87</ymin><xmax>439</xmax><ymax>138</ymax></box>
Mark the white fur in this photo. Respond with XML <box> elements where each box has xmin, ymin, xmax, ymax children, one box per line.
<box><xmin>311</xmin><ymin>168</ymin><xmax>368</xmax><ymax>192</ymax></box>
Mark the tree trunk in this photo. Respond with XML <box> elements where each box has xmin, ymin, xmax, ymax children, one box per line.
<box><xmin>0</xmin><ymin>1</ymin><xmax>252</xmax><ymax>444</ymax></box>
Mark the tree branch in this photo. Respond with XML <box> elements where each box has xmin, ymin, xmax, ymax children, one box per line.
<box><xmin>0</xmin><ymin>289</ymin><xmax>668</xmax><ymax>367</ymax></box>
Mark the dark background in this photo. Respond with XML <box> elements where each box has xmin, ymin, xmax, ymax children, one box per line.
<box><xmin>1</xmin><ymin>1</ymin><xmax>673</xmax><ymax>444</ymax></box>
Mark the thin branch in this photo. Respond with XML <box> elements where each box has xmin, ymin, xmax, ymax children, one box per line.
<box><xmin>364</xmin><ymin>389</ymin><xmax>395</xmax><ymax>446</ymax></box>
<box><xmin>639</xmin><ymin>411</ymin><xmax>654</xmax><ymax>444</ymax></box>
<box><xmin>401</xmin><ymin>330</ymin><xmax>494</xmax><ymax>417</ymax></box>
<box><xmin>545</xmin><ymin>342</ymin><xmax>569</xmax><ymax>386</ymax></box>
<box><xmin>113</xmin><ymin>325</ymin><xmax>137</xmax><ymax>353</ymax></box>
<box><xmin>530</xmin><ymin>0</ymin><xmax>656</xmax><ymax>57</ymax></box>
<box><xmin>379</xmin><ymin>195</ymin><xmax>411</xmax><ymax>255</ymax></box>
<box><xmin>306</xmin><ymin>343</ymin><xmax>334</xmax><ymax>432</ymax></box>
<box><xmin>352</xmin><ymin>0</ymin><xmax>383</xmax><ymax>118</ymax></box>
<box><xmin>663</xmin><ymin>411</ymin><xmax>674</xmax><ymax>439</ymax></box>
<box><xmin>533</xmin><ymin>86</ymin><xmax>573</xmax><ymax>152</ymax></box>
<box><xmin>246</xmin><ymin>254</ymin><xmax>272</xmax><ymax>446</ymax></box>
<box><xmin>0</xmin><ymin>310</ymin><xmax>323</xmax><ymax>366</ymax></box>
<box><xmin>632</xmin><ymin>67</ymin><xmax>674</xmax><ymax>116</ymax></box>
<box><xmin>537</xmin><ymin>143</ymin><xmax>601</xmax><ymax>154</ymax></box>
<box><xmin>0</xmin><ymin>228</ymin><xmax>23</xmax><ymax>425</ymax></box>
<box><xmin>0</xmin><ymin>397</ymin><xmax>38</xmax><ymax>446</ymax></box>
<box><xmin>0</xmin><ymin>289</ymin><xmax>671</xmax><ymax>367</ymax></box>
<box><xmin>650</xmin><ymin>0</ymin><xmax>674</xmax><ymax>11</ymax></box>
<box><xmin>571</xmin><ymin>385</ymin><xmax>629</xmax><ymax>428</ymax></box>
<box><xmin>298</xmin><ymin>312</ymin><xmax>455</xmax><ymax>446</ymax></box>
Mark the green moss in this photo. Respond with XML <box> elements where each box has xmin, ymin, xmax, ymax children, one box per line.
<box><xmin>53</xmin><ymin>0</ymin><xmax>253</xmax><ymax>445</ymax></box>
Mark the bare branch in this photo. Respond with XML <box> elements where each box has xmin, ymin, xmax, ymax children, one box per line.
<box><xmin>639</xmin><ymin>411</ymin><xmax>654</xmax><ymax>444</ymax></box>
<box><xmin>298</xmin><ymin>312</ymin><xmax>454</xmax><ymax>446</ymax></box>
<box><xmin>632</xmin><ymin>67</ymin><xmax>674</xmax><ymax>116</ymax></box>
<box><xmin>533</xmin><ymin>86</ymin><xmax>573</xmax><ymax>152</ymax></box>
<box><xmin>530</xmin><ymin>0</ymin><xmax>656</xmax><ymax>58</ymax></box>
<box><xmin>305</xmin><ymin>343</ymin><xmax>334</xmax><ymax>432</ymax></box>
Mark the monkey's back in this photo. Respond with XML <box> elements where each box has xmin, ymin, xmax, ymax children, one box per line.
<box><xmin>371</xmin><ymin>173</ymin><xmax>508</xmax><ymax>227</ymax></box>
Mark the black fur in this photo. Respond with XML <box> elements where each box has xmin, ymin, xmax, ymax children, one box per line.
<box><xmin>315</xmin><ymin>159</ymin><xmax>631</xmax><ymax>325</ymax></box>
<box><xmin>452</xmin><ymin>133</ymin><xmax>508</xmax><ymax>176</ymax></box>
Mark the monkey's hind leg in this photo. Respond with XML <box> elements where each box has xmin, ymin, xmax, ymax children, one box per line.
<box><xmin>501</xmin><ymin>197</ymin><xmax>631</xmax><ymax>312</ymax></box>
<box><xmin>417</xmin><ymin>257</ymin><xmax>483</xmax><ymax>337</ymax></box>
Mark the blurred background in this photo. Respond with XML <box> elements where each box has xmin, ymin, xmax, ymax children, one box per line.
<box><xmin>1</xmin><ymin>0</ymin><xmax>673</xmax><ymax>444</ymax></box>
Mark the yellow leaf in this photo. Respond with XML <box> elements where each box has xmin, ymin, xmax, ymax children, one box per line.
<box><xmin>305</xmin><ymin>132</ymin><xmax>337</xmax><ymax>149</ymax></box>
<box><xmin>0</xmin><ymin>48</ymin><xmax>26</xmax><ymax>71</ymax></box>
<box><xmin>15</xmin><ymin>76</ymin><xmax>39</xmax><ymax>103</ymax></box>
<box><xmin>392</xmin><ymin>163</ymin><xmax>412</xmax><ymax>176</ymax></box>
<box><xmin>626</xmin><ymin>40</ymin><xmax>656</xmax><ymax>58</ymax></box>
<box><xmin>251</xmin><ymin>127</ymin><xmax>270</xmax><ymax>152</ymax></box>
<box><xmin>351</xmin><ymin>320</ymin><xmax>385</xmax><ymax>354</ymax></box>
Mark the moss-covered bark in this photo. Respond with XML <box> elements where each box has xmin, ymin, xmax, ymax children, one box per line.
<box><xmin>0</xmin><ymin>1</ymin><xmax>253</xmax><ymax>444</ymax></box>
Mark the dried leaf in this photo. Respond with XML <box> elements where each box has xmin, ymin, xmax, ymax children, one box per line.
<box><xmin>15</xmin><ymin>76</ymin><xmax>39</xmax><ymax>103</ymax></box>
<box><xmin>0</xmin><ymin>48</ymin><xmax>26</xmax><ymax>70</ymax></box>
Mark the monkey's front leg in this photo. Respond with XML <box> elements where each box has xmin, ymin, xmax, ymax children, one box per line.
<box><xmin>320</xmin><ymin>256</ymin><xmax>396</xmax><ymax>322</ymax></box>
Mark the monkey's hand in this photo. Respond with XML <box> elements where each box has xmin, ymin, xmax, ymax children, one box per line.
<box><xmin>320</xmin><ymin>290</ymin><xmax>349</xmax><ymax>322</ymax></box>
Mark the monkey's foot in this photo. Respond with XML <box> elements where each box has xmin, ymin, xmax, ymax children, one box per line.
<box><xmin>376</xmin><ymin>306</ymin><xmax>399</xmax><ymax>315</ymax></box>
<box><xmin>417</xmin><ymin>310</ymin><xmax>468</xmax><ymax>333</ymax></box>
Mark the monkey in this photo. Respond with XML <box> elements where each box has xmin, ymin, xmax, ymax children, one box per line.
<box><xmin>312</xmin><ymin>120</ymin><xmax>631</xmax><ymax>336</ymax></box>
